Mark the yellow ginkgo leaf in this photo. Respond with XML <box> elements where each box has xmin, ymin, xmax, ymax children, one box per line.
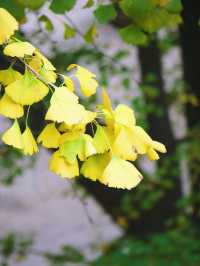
<box><xmin>59</xmin><ymin>129</ymin><xmax>83</xmax><ymax>145</ymax></box>
<box><xmin>59</xmin><ymin>111</ymin><xmax>96</xmax><ymax>134</ymax></box>
<box><xmin>132</xmin><ymin>126</ymin><xmax>166</xmax><ymax>158</ymax></box>
<box><xmin>1</xmin><ymin>120</ymin><xmax>23</xmax><ymax>149</ymax></box>
<box><xmin>4</xmin><ymin>41</ymin><xmax>35</xmax><ymax>57</ymax></box>
<box><xmin>82</xmin><ymin>110</ymin><xmax>97</xmax><ymax>124</ymax></box>
<box><xmin>0</xmin><ymin>94</ymin><xmax>24</xmax><ymax>119</ymax></box>
<box><xmin>152</xmin><ymin>140</ymin><xmax>166</xmax><ymax>153</ymax></box>
<box><xmin>68</xmin><ymin>64</ymin><xmax>98</xmax><ymax>97</ymax></box>
<box><xmin>46</xmin><ymin>87</ymin><xmax>86</xmax><ymax>125</ymax></box>
<box><xmin>64</xmin><ymin>76</ymin><xmax>75</xmax><ymax>92</ymax></box>
<box><xmin>5</xmin><ymin>69</ymin><xmax>49</xmax><ymax>105</ymax></box>
<box><xmin>60</xmin><ymin>136</ymin><xmax>83</xmax><ymax>164</ymax></box>
<box><xmin>112</xmin><ymin>126</ymin><xmax>138</xmax><ymax>161</ymax></box>
<box><xmin>81</xmin><ymin>153</ymin><xmax>111</xmax><ymax>181</ymax></box>
<box><xmin>22</xmin><ymin>126</ymin><xmax>38</xmax><ymax>156</ymax></box>
<box><xmin>147</xmin><ymin>147</ymin><xmax>159</xmax><ymax>160</ymax></box>
<box><xmin>29</xmin><ymin>56</ymin><xmax>57</xmax><ymax>83</ymax></box>
<box><xmin>50</xmin><ymin>86</ymin><xmax>78</xmax><ymax>105</ymax></box>
<box><xmin>102</xmin><ymin>88</ymin><xmax>112</xmax><ymax>112</ymax></box>
<box><xmin>49</xmin><ymin>151</ymin><xmax>79</xmax><ymax>179</ymax></box>
<box><xmin>34</xmin><ymin>50</ymin><xmax>56</xmax><ymax>71</ymax></box>
<box><xmin>0</xmin><ymin>67</ymin><xmax>22</xmax><ymax>86</ymax></box>
<box><xmin>93</xmin><ymin>125</ymin><xmax>110</xmax><ymax>154</ymax></box>
<box><xmin>37</xmin><ymin>123</ymin><xmax>61</xmax><ymax>149</ymax></box>
<box><xmin>146</xmin><ymin>141</ymin><xmax>166</xmax><ymax>161</ymax></box>
<box><xmin>46</xmin><ymin>102</ymin><xmax>86</xmax><ymax>125</ymax></box>
<box><xmin>0</xmin><ymin>8</ymin><xmax>18</xmax><ymax>44</ymax></box>
<box><xmin>100</xmin><ymin>157</ymin><xmax>143</xmax><ymax>190</ymax></box>
<box><xmin>78</xmin><ymin>134</ymin><xmax>96</xmax><ymax>161</ymax></box>
<box><xmin>127</xmin><ymin>127</ymin><xmax>147</xmax><ymax>155</ymax></box>
<box><xmin>29</xmin><ymin>56</ymin><xmax>41</xmax><ymax>72</ymax></box>
<box><xmin>114</xmin><ymin>104</ymin><xmax>136</xmax><ymax>129</ymax></box>
<box><xmin>59</xmin><ymin>123</ymin><xmax>84</xmax><ymax>137</ymax></box>
<box><xmin>133</xmin><ymin>126</ymin><xmax>152</xmax><ymax>145</ymax></box>
<box><xmin>100</xmin><ymin>89</ymin><xmax>116</xmax><ymax>128</ymax></box>
<box><xmin>40</xmin><ymin>68</ymin><xmax>57</xmax><ymax>83</ymax></box>
<box><xmin>60</xmin><ymin>134</ymin><xmax>96</xmax><ymax>163</ymax></box>
<box><xmin>107</xmin><ymin>124</ymin><xmax>119</xmax><ymax>143</ymax></box>
<box><xmin>102</xmin><ymin>108</ymin><xmax>114</xmax><ymax>128</ymax></box>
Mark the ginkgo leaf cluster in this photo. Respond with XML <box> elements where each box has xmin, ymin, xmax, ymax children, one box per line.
<box><xmin>0</xmin><ymin>8</ymin><xmax>166</xmax><ymax>190</ymax></box>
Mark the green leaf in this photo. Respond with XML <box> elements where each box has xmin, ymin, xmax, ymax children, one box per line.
<box><xmin>39</xmin><ymin>15</ymin><xmax>53</xmax><ymax>32</ymax></box>
<box><xmin>84</xmin><ymin>24</ymin><xmax>97</xmax><ymax>43</ymax></box>
<box><xmin>119</xmin><ymin>0</ymin><xmax>155</xmax><ymax>19</ymax></box>
<box><xmin>1</xmin><ymin>233</ymin><xmax>15</xmax><ymax>258</ymax></box>
<box><xmin>15</xmin><ymin>0</ymin><xmax>46</xmax><ymax>10</ymax></box>
<box><xmin>136</xmin><ymin>9</ymin><xmax>182</xmax><ymax>33</ymax></box>
<box><xmin>64</xmin><ymin>23</ymin><xmax>76</xmax><ymax>39</ymax></box>
<box><xmin>50</xmin><ymin>0</ymin><xmax>76</xmax><ymax>14</ymax></box>
<box><xmin>122</xmin><ymin>77</ymin><xmax>130</xmax><ymax>90</ymax></box>
<box><xmin>45</xmin><ymin>246</ymin><xmax>85</xmax><ymax>264</ymax></box>
<box><xmin>0</xmin><ymin>0</ymin><xmax>25</xmax><ymax>20</ymax></box>
<box><xmin>83</xmin><ymin>0</ymin><xmax>94</xmax><ymax>8</ymax></box>
<box><xmin>61</xmin><ymin>246</ymin><xmax>85</xmax><ymax>263</ymax></box>
<box><xmin>113</xmin><ymin>50</ymin><xmax>129</xmax><ymax>60</ymax></box>
<box><xmin>166</xmin><ymin>0</ymin><xmax>182</xmax><ymax>13</ymax></box>
<box><xmin>94</xmin><ymin>4</ymin><xmax>117</xmax><ymax>24</ymax></box>
<box><xmin>119</xmin><ymin>25</ymin><xmax>148</xmax><ymax>45</ymax></box>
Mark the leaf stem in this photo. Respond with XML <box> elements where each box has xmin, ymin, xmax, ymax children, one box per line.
<box><xmin>26</xmin><ymin>106</ymin><xmax>31</xmax><ymax>127</ymax></box>
<box><xmin>19</xmin><ymin>58</ymin><xmax>56</xmax><ymax>93</ymax></box>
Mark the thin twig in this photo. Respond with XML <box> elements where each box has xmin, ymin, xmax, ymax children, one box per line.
<box><xmin>25</xmin><ymin>106</ymin><xmax>31</xmax><ymax>126</ymax></box>
<box><xmin>18</xmin><ymin>58</ymin><xmax>57</xmax><ymax>92</ymax></box>
<box><xmin>71</xmin><ymin>182</ymin><xmax>95</xmax><ymax>225</ymax></box>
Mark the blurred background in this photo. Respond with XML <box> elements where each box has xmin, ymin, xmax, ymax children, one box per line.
<box><xmin>0</xmin><ymin>0</ymin><xmax>200</xmax><ymax>265</ymax></box>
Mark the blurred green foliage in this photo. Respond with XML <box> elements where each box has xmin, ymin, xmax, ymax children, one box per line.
<box><xmin>119</xmin><ymin>25</ymin><xmax>148</xmax><ymax>45</ymax></box>
<box><xmin>45</xmin><ymin>246</ymin><xmax>85</xmax><ymax>266</ymax></box>
<box><xmin>94</xmin><ymin>4</ymin><xmax>117</xmax><ymax>24</ymax></box>
<box><xmin>0</xmin><ymin>233</ymin><xmax>33</xmax><ymax>266</ymax></box>
<box><xmin>50</xmin><ymin>0</ymin><xmax>76</xmax><ymax>14</ymax></box>
<box><xmin>0</xmin><ymin>234</ymin><xmax>85</xmax><ymax>266</ymax></box>
<box><xmin>0</xmin><ymin>145</ymin><xmax>31</xmax><ymax>185</ymax></box>
<box><xmin>92</xmin><ymin>229</ymin><xmax>200</xmax><ymax>266</ymax></box>
<box><xmin>0</xmin><ymin>0</ymin><xmax>183</xmax><ymax>45</ymax></box>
